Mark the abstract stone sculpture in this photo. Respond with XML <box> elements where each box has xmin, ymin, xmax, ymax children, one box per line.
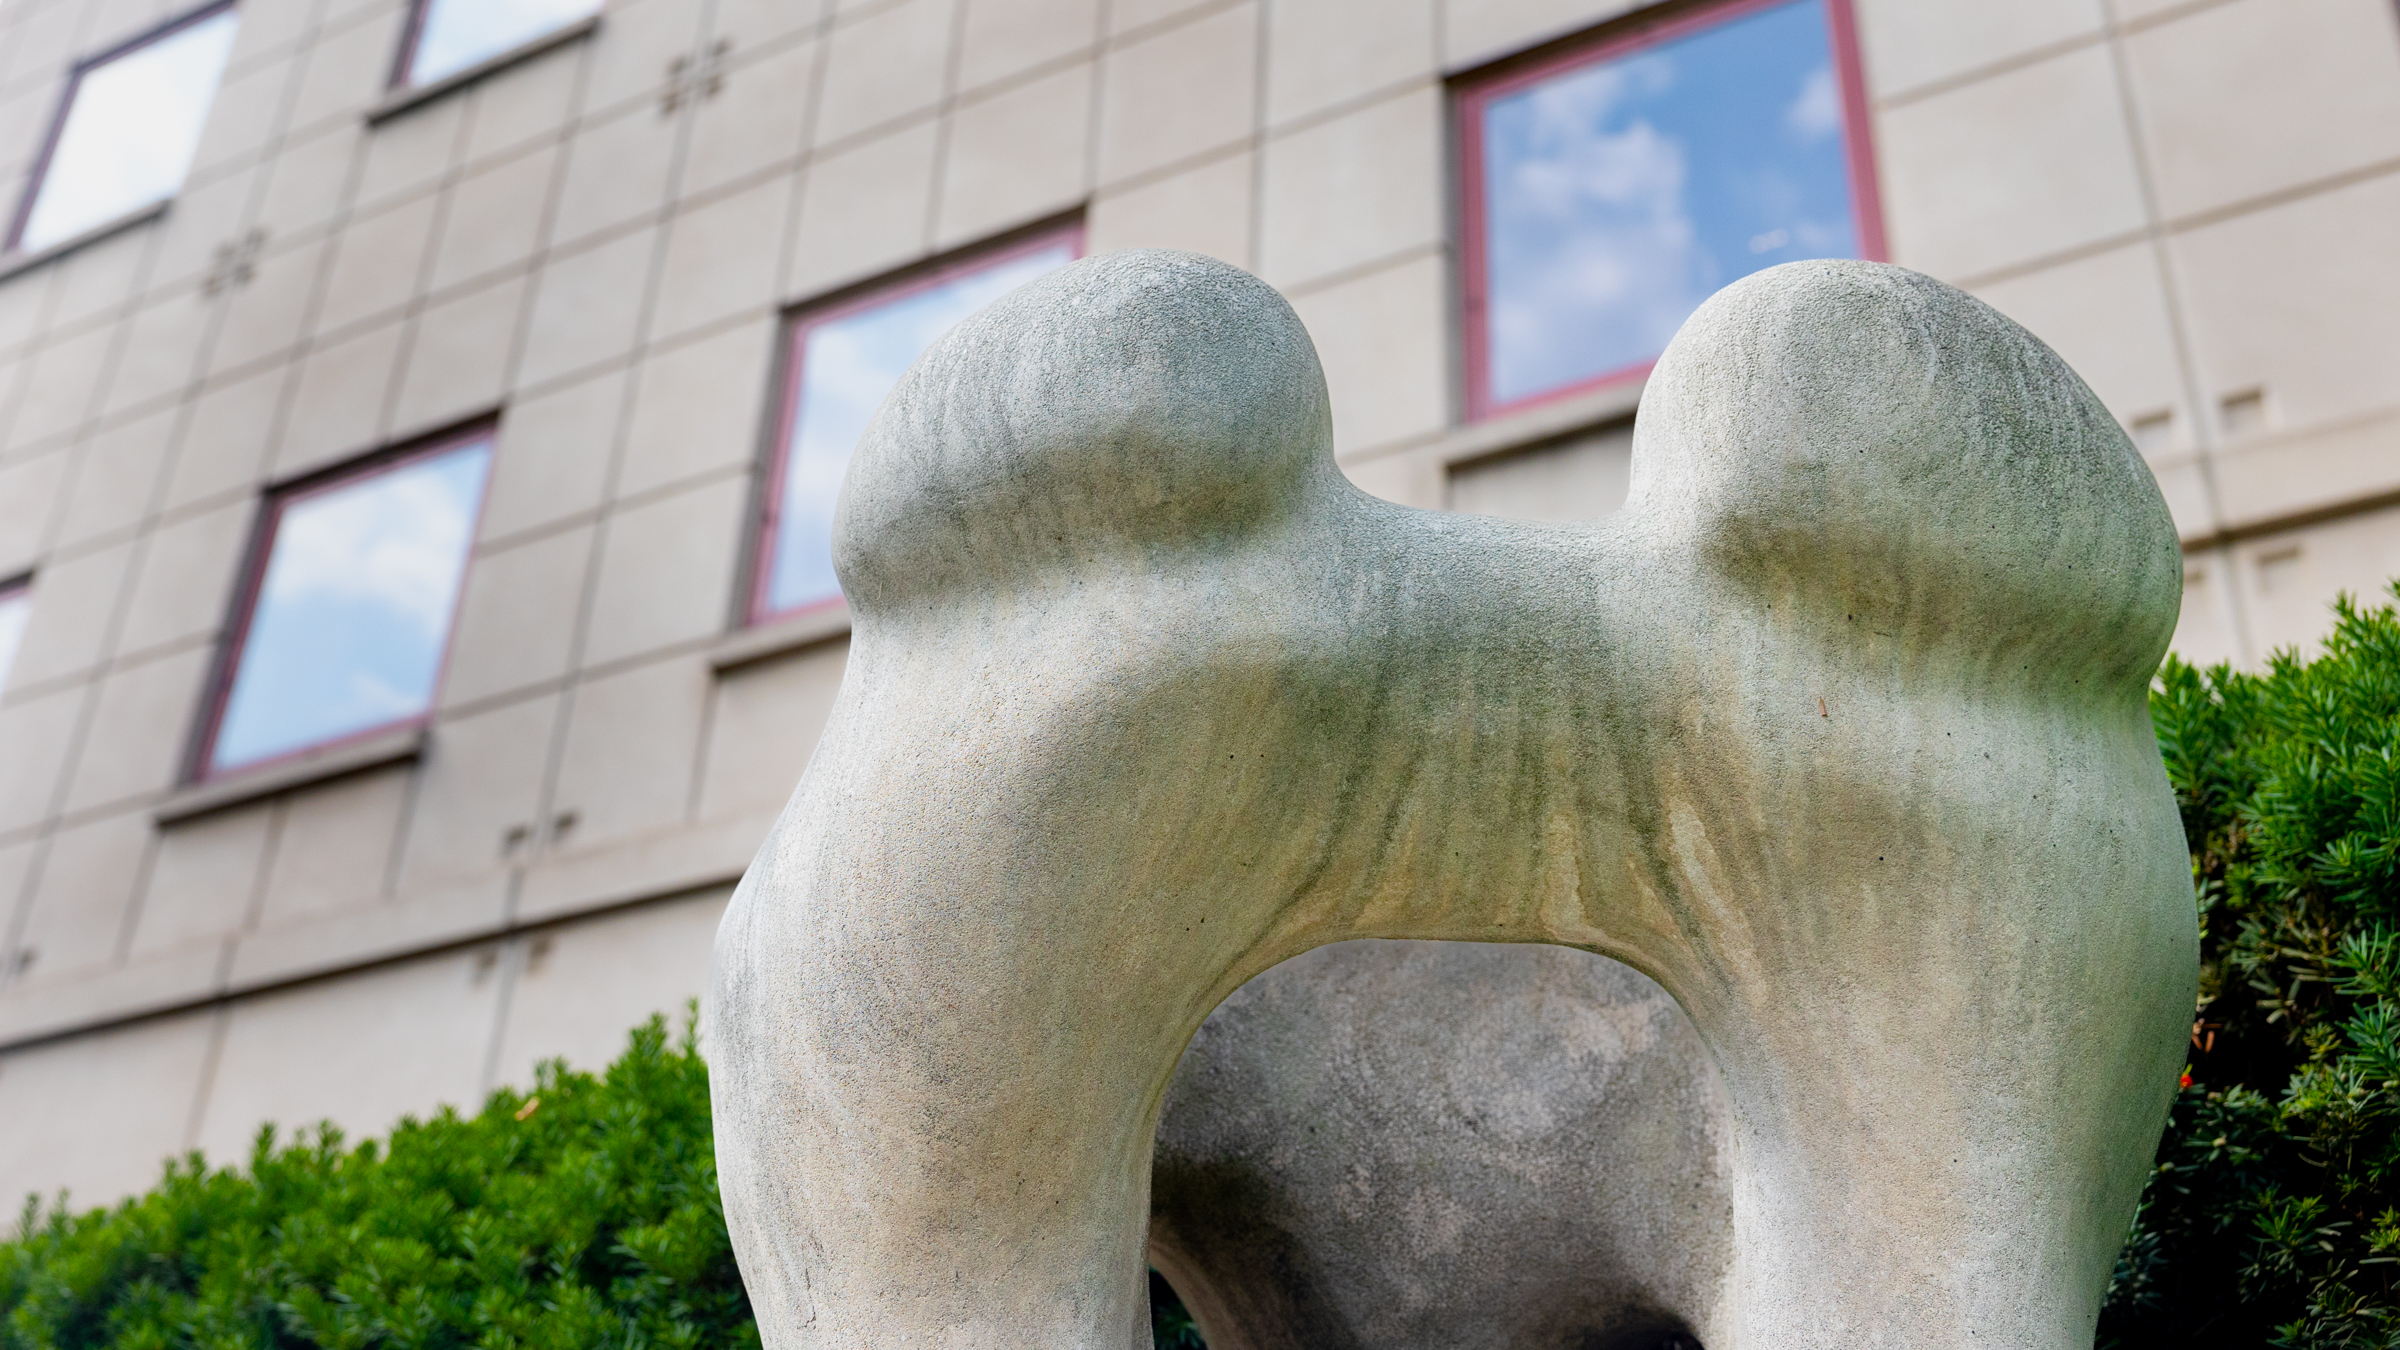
<box><xmin>1152</xmin><ymin>939</ymin><xmax>1730</xmax><ymax>1349</ymax></box>
<box><xmin>709</xmin><ymin>251</ymin><xmax>2198</xmax><ymax>1348</ymax></box>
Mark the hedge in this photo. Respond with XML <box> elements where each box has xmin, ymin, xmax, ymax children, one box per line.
<box><xmin>10</xmin><ymin>590</ymin><xmax>2400</xmax><ymax>1348</ymax></box>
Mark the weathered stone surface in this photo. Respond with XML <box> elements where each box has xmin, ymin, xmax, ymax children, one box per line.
<box><xmin>708</xmin><ymin>250</ymin><xmax>2197</xmax><ymax>1348</ymax></box>
<box><xmin>1151</xmin><ymin>939</ymin><xmax>1729</xmax><ymax>1350</ymax></box>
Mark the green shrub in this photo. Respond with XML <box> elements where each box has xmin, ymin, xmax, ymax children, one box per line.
<box><xmin>1</xmin><ymin>1015</ymin><xmax>753</xmax><ymax>1350</ymax></box>
<box><xmin>2102</xmin><ymin>588</ymin><xmax>2400</xmax><ymax>1347</ymax></box>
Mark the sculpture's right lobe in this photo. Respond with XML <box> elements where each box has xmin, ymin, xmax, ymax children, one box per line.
<box><xmin>708</xmin><ymin>249</ymin><xmax>2199</xmax><ymax>1348</ymax></box>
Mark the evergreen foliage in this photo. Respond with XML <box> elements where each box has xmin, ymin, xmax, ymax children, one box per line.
<box><xmin>2103</xmin><ymin>588</ymin><xmax>2400</xmax><ymax>1346</ymax></box>
<box><xmin>0</xmin><ymin>1016</ymin><xmax>754</xmax><ymax>1350</ymax></box>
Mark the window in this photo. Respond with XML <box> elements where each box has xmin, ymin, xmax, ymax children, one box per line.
<box><xmin>198</xmin><ymin>431</ymin><xmax>492</xmax><ymax>779</ymax></box>
<box><xmin>398</xmin><ymin>0</ymin><xmax>602</xmax><ymax>88</ymax></box>
<box><xmin>10</xmin><ymin>4</ymin><xmax>239</xmax><ymax>255</ymax></box>
<box><xmin>0</xmin><ymin>578</ymin><xmax>29</xmax><ymax>692</ymax></box>
<box><xmin>1456</xmin><ymin>0</ymin><xmax>1882</xmax><ymax>419</ymax></box>
<box><xmin>753</xmin><ymin>228</ymin><xmax>1081</xmax><ymax>623</ymax></box>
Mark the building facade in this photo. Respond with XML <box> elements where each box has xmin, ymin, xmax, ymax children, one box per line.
<box><xmin>0</xmin><ymin>0</ymin><xmax>2395</xmax><ymax>1208</ymax></box>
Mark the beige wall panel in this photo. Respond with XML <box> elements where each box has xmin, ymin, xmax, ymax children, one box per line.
<box><xmin>960</xmin><ymin>0</ymin><xmax>1099</xmax><ymax>94</ymax></box>
<box><xmin>259</xmin><ymin>125</ymin><xmax>362</xmax><ymax>242</ymax></box>
<box><xmin>207</xmin><ymin>236</ymin><xmax>330</xmax><ymax>377</ymax></box>
<box><xmin>583</xmin><ymin>0</ymin><xmax>709</xmax><ymax>117</ymax></box>
<box><xmin>550</xmin><ymin>659</ymin><xmax>711</xmax><ymax>848</ymax></box>
<box><xmin>1336</xmin><ymin>446</ymin><xmax>1440</xmax><ymax>510</ymax></box>
<box><xmin>2126</xmin><ymin>0</ymin><xmax>2400</xmax><ymax>221</ymax></box>
<box><xmin>1441</xmin><ymin>0</ymin><xmax>1639</xmax><ymax>71</ymax></box>
<box><xmin>461</xmin><ymin>41</ymin><xmax>586</xmax><ymax>166</ymax></box>
<box><xmin>441</xmin><ymin>524</ymin><xmax>593</xmax><ymax>707</ymax></box>
<box><xmin>1096</xmin><ymin>3</ymin><xmax>1256</xmax><ymax>185</ymax></box>
<box><xmin>273</xmin><ymin>323</ymin><xmax>405</xmax><ymax>478</ymax></box>
<box><xmin>1874</xmin><ymin>44</ymin><xmax>2146</xmax><ymax>283</ymax></box>
<box><xmin>714</xmin><ymin>0</ymin><xmax>836</xmax><ymax>55</ymax></box>
<box><xmin>1258</xmin><ymin>85</ymin><xmax>1439</xmax><ymax>290</ymax></box>
<box><xmin>1970</xmin><ymin>242</ymin><xmax>2185</xmax><ymax>438</ymax></box>
<box><xmin>2210</xmin><ymin>414</ymin><xmax>2400</xmax><ymax>536</ymax></box>
<box><xmin>62</xmin><ymin>649</ymin><xmax>211</xmax><ymax>815</ymax></box>
<box><xmin>0</xmin><ymin>448</ymin><xmax>64</xmax><ymax>575</ymax></box>
<box><xmin>682</xmin><ymin>40</ymin><xmax>818</xmax><ymax>200</ymax></box>
<box><xmin>2173</xmin><ymin>173</ymin><xmax>2400</xmax><ymax>446</ymax></box>
<box><xmin>117</xmin><ymin>500</ymin><xmax>253</xmax><ymax>659</ymax></box>
<box><xmin>935</xmin><ymin>62</ymin><xmax>1093</xmax><ymax>249</ymax></box>
<box><xmin>697</xmin><ymin>641</ymin><xmax>847</xmax><ymax>817</ymax></box>
<box><xmin>2167</xmin><ymin>551</ymin><xmax>2243</xmax><ymax>670</ymax></box>
<box><xmin>2240</xmin><ymin>508</ymin><xmax>2400</xmax><ymax>660</ymax></box>
<box><xmin>394</xmin><ymin>695</ymin><xmax>557</xmax><ymax>895</ymax></box>
<box><xmin>1086</xmin><ymin>147</ymin><xmax>1252</xmax><ymax>267</ymax></box>
<box><xmin>13</xmin><ymin>812</ymin><xmax>151</xmax><ymax>985</ymax></box>
<box><xmin>548</xmin><ymin>106</ymin><xmax>680</xmax><ymax>250</ymax></box>
<box><xmin>9</xmin><ymin>540</ymin><xmax>134</xmax><ymax>690</ymax></box>
<box><xmin>516</xmin><ymin>227</ymin><xmax>659</xmax><ymax>388</ymax></box>
<box><xmin>163</xmin><ymin>368</ymin><xmax>281</xmax><ymax>515</ymax></box>
<box><xmin>654</xmin><ymin>179</ymin><xmax>787</xmax><ymax>342</ymax></box>
<box><xmin>816</xmin><ymin>0</ymin><xmax>955</xmax><ymax>147</ymax></box>
<box><xmin>579</xmin><ymin>476</ymin><xmax>745</xmax><ymax>668</ymax></box>
<box><xmin>0</xmin><ymin>84</ymin><xmax>53</xmax><ymax>189</ymax></box>
<box><xmin>618</xmin><ymin>318</ymin><xmax>775</xmax><ymax>498</ymax></box>
<box><xmin>430</xmin><ymin>147</ymin><xmax>560</xmax><ymax>293</ymax></box>
<box><xmin>318</xmin><ymin>194</ymin><xmax>442</xmax><ymax>336</ymax></box>
<box><xmin>391</xmin><ymin>276</ymin><xmax>528</xmax><ymax>435</ymax></box>
<box><xmin>54</xmin><ymin>411</ymin><xmax>175</xmax><ymax>550</ymax></box>
<box><xmin>482</xmin><ymin>371</ymin><xmax>624</xmax><ymax>540</ymax></box>
<box><xmin>1447</xmin><ymin>422</ymin><xmax>1633</xmax><ymax>522</ymax></box>
<box><xmin>148</xmin><ymin>169</ymin><xmax>263</xmax><ymax>298</ymax></box>
<box><xmin>1265</xmin><ymin>0</ymin><xmax>1432</xmax><ymax>126</ymax></box>
<box><xmin>784</xmin><ymin>120</ymin><xmax>940</xmax><ymax>297</ymax></box>
<box><xmin>194</xmin><ymin>946</ymin><xmax>504</xmax><ymax>1162</ymax></box>
<box><xmin>0</xmin><ymin>1008</ymin><xmax>217</xmax><ymax>1211</ymax></box>
<box><xmin>1851</xmin><ymin>0</ymin><xmax>2103</xmax><ymax>97</ymax></box>
<box><xmin>1289</xmin><ymin>252</ymin><xmax>1447</xmax><ymax>459</ymax></box>
<box><xmin>109</xmin><ymin>293</ymin><xmax>212</xmax><ymax>416</ymax></box>
<box><xmin>191</xmin><ymin>53</ymin><xmax>291</xmax><ymax>182</ymax></box>
<box><xmin>0</xmin><ymin>5</ymin><xmax>77</xmax><ymax>89</ymax></box>
<box><xmin>131</xmin><ymin>806</ymin><xmax>273</xmax><ymax>963</ymax></box>
<box><xmin>1111</xmin><ymin>0</ymin><xmax>1229</xmax><ymax>36</ymax></box>
<box><xmin>290</xmin><ymin>8</ymin><xmax>410</xmax><ymax>136</ymax></box>
<box><xmin>227</xmin><ymin>0</ymin><xmax>318</xmax><ymax>67</ymax></box>
<box><xmin>0</xmin><ymin>267</ymin><xmax>51</xmax><ymax>355</ymax></box>
<box><xmin>48</xmin><ymin>227</ymin><xmax>150</xmax><ymax>334</ymax></box>
<box><xmin>253</xmin><ymin>766</ymin><xmax>412</xmax><ymax>927</ymax></box>
<box><xmin>10</xmin><ymin>325</ymin><xmax>112</xmax><ymax>449</ymax></box>
<box><xmin>0</xmin><ymin>686</ymin><xmax>82</xmax><ymax>835</ymax></box>
<box><xmin>492</xmin><ymin>889</ymin><xmax>731</xmax><ymax>1087</ymax></box>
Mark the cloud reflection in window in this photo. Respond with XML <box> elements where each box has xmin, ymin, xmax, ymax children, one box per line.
<box><xmin>1477</xmin><ymin>0</ymin><xmax>1860</xmax><ymax>412</ymax></box>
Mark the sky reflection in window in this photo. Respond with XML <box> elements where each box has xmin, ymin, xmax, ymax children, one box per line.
<box><xmin>407</xmin><ymin>0</ymin><xmax>601</xmax><ymax>86</ymax></box>
<box><xmin>1475</xmin><ymin>0</ymin><xmax>1861</xmax><ymax>412</ymax></box>
<box><xmin>0</xmin><ymin>583</ymin><xmax>28</xmax><ymax>693</ymax></box>
<box><xmin>208</xmin><ymin>441</ymin><xmax>490</xmax><ymax>775</ymax></box>
<box><xmin>760</xmin><ymin>241</ymin><xmax>1077</xmax><ymax>619</ymax></box>
<box><xmin>17</xmin><ymin>8</ymin><xmax>238</xmax><ymax>253</ymax></box>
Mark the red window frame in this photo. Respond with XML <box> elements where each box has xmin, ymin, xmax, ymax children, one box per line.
<box><xmin>5</xmin><ymin>0</ymin><xmax>238</xmax><ymax>254</ymax></box>
<box><xmin>1453</xmin><ymin>0</ymin><xmax>1886</xmax><ymax>422</ymax></box>
<box><xmin>388</xmin><ymin>0</ymin><xmax>601</xmax><ymax>89</ymax></box>
<box><xmin>190</xmin><ymin>422</ymin><xmax>495</xmax><ymax>783</ymax></box>
<box><xmin>748</xmin><ymin>221</ymin><xmax>1086</xmax><ymax>628</ymax></box>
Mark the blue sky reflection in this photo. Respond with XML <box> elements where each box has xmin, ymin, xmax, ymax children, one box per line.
<box><xmin>410</xmin><ymin>0</ymin><xmax>602</xmax><ymax>85</ymax></box>
<box><xmin>1480</xmin><ymin>0</ymin><xmax>1859</xmax><ymax>409</ymax></box>
<box><xmin>210</xmin><ymin>442</ymin><xmax>490</xmax><ymax>774</ymax></box>
<box><xmin>763</xmin><ymin>243</ymin><xmax>1076</xmax><ymax>616</ymax></box>
<box><xmin>20</xmin><ymin>9</ymin><xmax>237</xmax><ymax>252</ymax></box>
<box><xmin>0</xmin><ymin>585</ymin><xmax>27</xmax><ymax>693</ymax></box>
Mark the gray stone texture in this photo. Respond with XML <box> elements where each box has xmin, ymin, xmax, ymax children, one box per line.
<box><xmin>1152</xmin><ymin>940</ymin><xmax>1728</xmax><ymax>1350</ymax></box>
<box><xmin>708</xmin><ymin>250</ymin><xmax>2197</xmax><ymax>1348</ymax></box>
